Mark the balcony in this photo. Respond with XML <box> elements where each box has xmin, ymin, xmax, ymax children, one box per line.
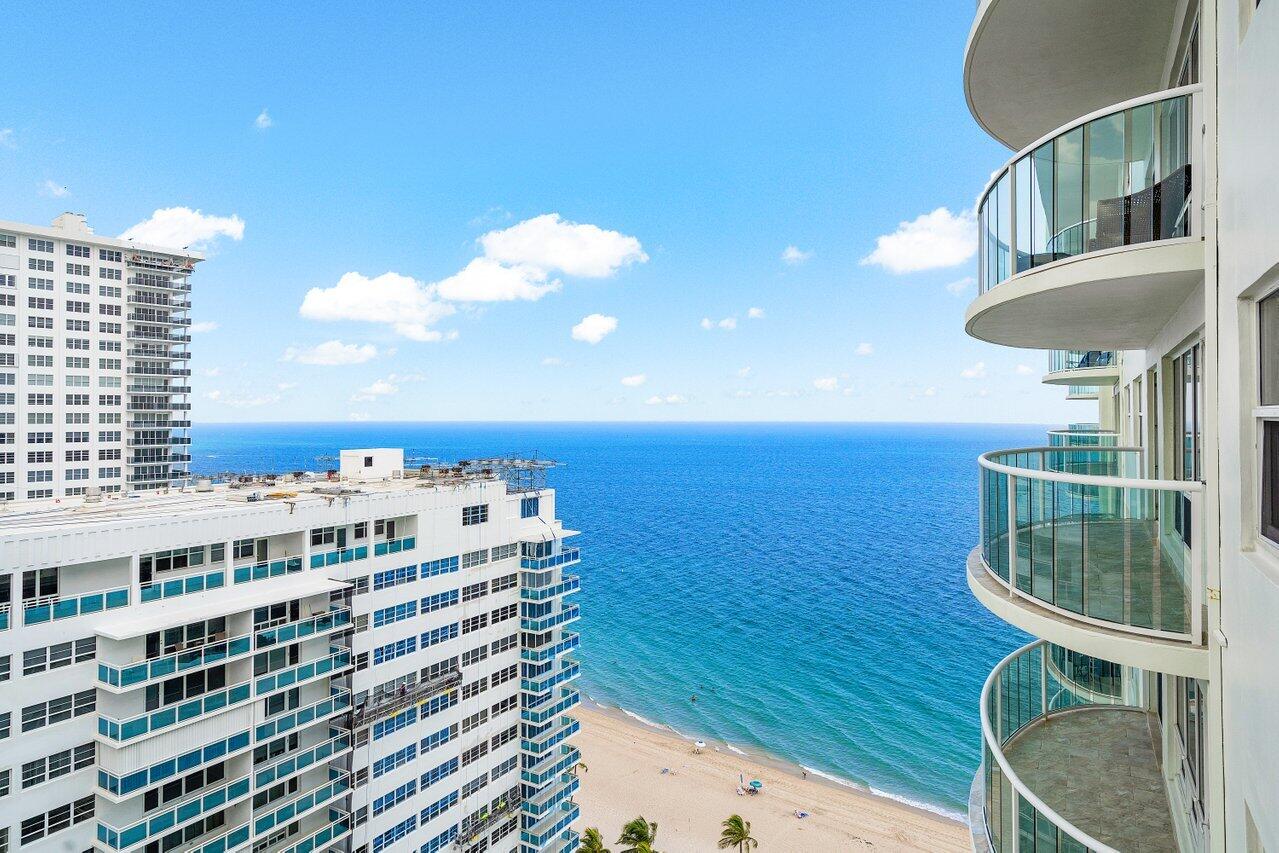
<box><xmin>973</xmin><ymin>446</ymin><xmax>1207</xmax><ymax>677</ymax></box>
<box><xmin>520</xmin><ymin>575</ymin><xmax>581</xmax><ymax>602</ymax></box>
<box><xmin>967</xmin><ymin>87</ymin><xmax>1203</xmax><ymax>350</ymax></box>
<box><xmin>254</xmin><ymin>607</ymin><xmax>352</xmax><ymax>648</ymax></box>
<box><xmin>254</xmin><ymin>689</ymin><xmax>351</xmax><ymax>742</ymax></box>
<box><xmin>308</xmin><ymin>544</ymin><xmax>368</xmax><ymax>568</ymax></box>
<box><xmin>521</xmin><ymin>632</ymin><xmax>580</xmax><ymax>664</ymax></box>
<box><xmin>23</xmin><ymin>584</ymin><xmax>129</xmax><ymax>624</ymax></box>
<box><xmin>96</xmin><ymin>774</ymin><xmax>251</xmax><ymax>851</ymax></box>
<box><xmin>521</xmin><ymin>547</ymin><xmax>581</xmax><ymax>570</ymax></box>
<box><xmin>253</xmin><ymin>732</ymin><xmax>352</xmax><ymax>788</ymax></box>
<box><xmin>232</xmin><ymin>556</ymin><xmax>304</xmax><ymax>585</ymax></box>
<box><xmin>251</xmin><ymin>768</ymin><xmax>350</xmax><ymax>837</ymax></box>
<box><xmin>253</xmin><ymin>647</ymin><xmax>352</xmax><ymax>695</ymax></box>
<box><xmin>130</xmin><ymin>419</ymin><xmax>192</xmax><ymax>429</ymax></box>
<box><xmin>965</xmin><ymin>0</ymin><xmax>1186</xmax><ymax>149</ymax></box>
<box><xmin>1044</xmin><ymin>350</ymin><xmax>1120</xmax><ymax>387</ymax></box>
<box><xmin>372</xmin><ymin>534</ymin><xmax>416</xmax><ymax>556</ymax></box>
<box><xmin>98</xmin><ymin>632</ymin><xmax>253</xmax><ymax>690</ymax></box>
<box><xmin>140</xmin><ymin>569</ymin><xmax>226</xmax><ymax>603</ymax></box>
<box><xmin>98</xmin><ymin>680</ymin><xmax>253</xmax><ymax>742</ymax></box>
<box><xmin>522</xmin><ymin>659</ymin><xmax>581</xmax><ymax>695</ymax></box>
<box><xmin>1066</xmin><ymin>385</ymin><xmax>1101</xmax><ymax>400</ymax></box>
<box><xmin>978</xmin><ymin>640</ymin><xmax>1175</xmax><ymax>853</ymax></box>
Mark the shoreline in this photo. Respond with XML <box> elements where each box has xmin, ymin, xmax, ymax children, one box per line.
<box><xmin>574</xmin><ymin>702</ymin><xmax>970</xmax><ymax>852</ymax></box>
<box><xmin>583</xmin><ymin>697</ymin><xmax>967</xmax><ymax>825</ymax></box>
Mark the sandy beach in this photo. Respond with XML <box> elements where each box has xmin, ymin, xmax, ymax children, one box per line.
<box><xmin>573</xmin><ymin>705</ymin><xmax>971</xmax><ymax>852</ymax></box>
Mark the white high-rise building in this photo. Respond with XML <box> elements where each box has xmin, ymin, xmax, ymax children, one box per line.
<box><xmin>963</xmin><ymin>0</ymin><xmax>1278</xmax><ymax>850</ymax></box>
<box><xmin>0</xmin><ymin>213</ymin><xmax>197</xmax><ymax>501</ymax></box>
<box><xmin>0</xmin><ymin>449</ymin><xmax>583</xmax><ymax>853</ymax></box>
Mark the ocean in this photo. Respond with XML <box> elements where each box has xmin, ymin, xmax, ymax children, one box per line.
<box><xmin>190</xmin><ymin>421</ymin><xmax>1037</xmax><ymax>818</ymax></box>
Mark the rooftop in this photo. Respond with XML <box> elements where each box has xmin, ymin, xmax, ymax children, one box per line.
<box><xmin>0</xmin><ymin>213</ymin><xmax>206</xmax><ymax>261</ymax></box>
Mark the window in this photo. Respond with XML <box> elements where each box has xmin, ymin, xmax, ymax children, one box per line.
<box><xmin>373</xmin><ymin>636</ymin><xmax>417</xmax><ymax>666</ymax></box>
<box><xmin>421</xmin><ymin>589</ymin><xmax>458</xmax><ymax>612</ymax></box>
<box><xmin>462</xmin><ymin>504</ymin><xmax>489</xmax><ymax>526</ymax></box>
<box><xmin>19</xmin><ymin>795</ymin><xmax>94</xmax><ymax>844</ymax></box>
<box><xmin>1172</xmin><ymin>343</ymin><xmax>1202</xmax><ymax>544</ymax></box>
<box><xmin>462</xmin><ymin>548</ymin><xmax>488</xmax><ymax>569</ymax></box>
<box><xmin>520</xmin><ymin>496</ymin><xmax>540</xmax><ymax>518</ymax></box>
<box><xmin>1178</xmin><ymin>677</ymin><xmax>1206</xmax><ymax>826</ymax></box>
<box><xmin>20</xmin><ymin>742</ymin><xmax>94</xmax><ymax>788</ymax></box>
<box><xmin>422</xmin><ymin>623</ymin><xmax>459</xmax><ymax>648</ymax></box>
<box><xmin>490</xmin><ymin>542</ymin><xmax>518</xmax><ymax>561</ymax></box>
<box><xmin>20</xmin><ymin>690</ymin><xmax>95</xmax><ymax>732</ymax></box>
<box><xmin>373</xmin><ymin>564</ymin><xmax>416</xmax><ymax>590</ymax></box>
<box><xmin>27</xmin><ymin>239</ymin><xmax>53</xmax><ymax>253</ymax></box>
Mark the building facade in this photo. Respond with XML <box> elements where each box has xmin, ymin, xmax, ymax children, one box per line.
<box><xmin>964</xmin><ymin>0</ymin><xmax>1277</xmax><ymax>850</ymax></box>
<box><xmin>0</xmin><ymin>213</ymin><xmax>196</xmax><ymax>501</ymax></box>
<box><xmin>0</xmin><ymin>449</ymin><xmax>582</xmax><ymax>853</ymax></box>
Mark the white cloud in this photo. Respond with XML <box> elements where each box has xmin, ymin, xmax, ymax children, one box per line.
<box><xmin>571</xmin><ymin>314</ymin><xmax>617</xmax><ymax>344</ymax></box>
<box><xmin>201</xmin><ymin>367</ymin><xmax>222</xmax><ymax>377</ymax></box>
<box><xmin>541</xmin><ymin>357</ymin><xmax>563</xmax><ymax>367</ymax></box>
<box><xmin>434</xmin><ymin>257</ymin><xmax>560</xmax><ymax>302</ymax></box>
<box><xmin>909</xmin><ymin>386</ymin><xmax>939</xmax><ymax>401</ymax></box>
<box><xmin>190</xmin><ymin>321</ymin><xmax>219</xmax><ymax>334</ymax></box>
<box><xmin>348</xmin><ymin>412</ymin><xmax>371</xmax><ymax>422</ymax></box>
<box><xmin>254</xmin><ymin>108</ymin><xmax>272</xmax><ymax>130</ymax></box>
<box><xmin>620</xmin><ymin>373</ymin><xmax>647</xmax><ymax>387</ymax></box>
<box><xmin>0</xmin><ymin>129</ymin><xmax>14</xmax><ymax>149</ymax></box>
<box><xmin>945</xmin><ymin>276</ymin><xmax>976</xmax><ymax>295</ymax></box>
<box><xmin>277</xmin><ymin>382</ymin><xmax>297</xmax><ymax>391</ymax></box>
<box><xmin>120</xmin><ymin>207</ymin><xmax>246</xmax><ymax>250</ymax></box>
<box><xmin>479</xmin><ymin>213</ymin><xmax>647</xmax><ymax>278</ymax></box>
<box><xmin>960</xmin><ymin>361</ymin><xmax>987</xmax><ymax>379</ymax></box>
<box><xmin>737</xmin><ymin>366</ymin><xmax>752</xmax><ymax>378</ymax></box>
<box><xmin>781</xmin><ymin>245</ymin><xmax>812</xmax><ymax>265</ymax></box>
<box><xmin>299</xmin><ymin>272</ymin><xmax>456</xmax><ymax>341</ymax></box>
<box><xmin>854</xmin><ymin>342</ymin><xmax>874</xmax><ymax>356</ymax></box>
<box><xmin>351</xmin><ymin>379</ymin><xmax>398</xmax><ymax>402</ymax></box>
<box><xmin>469</xmin><ymin>206</ymin><xmax>513</xmax><ymax>228</ymax></box>
<box><xmin>747</xmin><ymin>307</ymin><xmax>765</xmax><ymax>319</ymax></box>
<box><xmin>645</xmin><ymin>394</ymin><xmax>688</xmax><ymax>405</ymax></box>
<box><xmin>205</xmin><ymin>390</ymin><xmax>221</xmax><ymax>401</ymax></box>
<box><xmin>41</xmin><ymin>180</ymin><xmax>69</xmax><ymax>198</ymax></box>
<box><xmin>700</xmin><ymin>316</ymin><xmax>737</xmax><ymax>331</ymax></box>
<box><xmin>860</xmin><ymin>207</ymin><xmax>976</xmax><ymax>274</ymax></box>
<box><xmin>281</xmin><ymin>340</ymin><xmax>378</xmax><ymax>366</ymax></box>
<box><xmin>1015</xmin><ymin>364</ymin><xmax>1035</xmax><ymax>376</ymax></box>
<box><xmin>813</xmin><ymin>376</ymin><xmax>839</xmax><ymax>392</ymax></box>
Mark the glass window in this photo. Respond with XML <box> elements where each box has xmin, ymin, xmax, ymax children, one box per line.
<box><xmin>1054</xmin><ymin>128</ymin><xmax>1084</xmax><ymax>257</ymax></box>
<box><xmin>1085</xmin><ymin>113</ymin><xmax>1126</xmax><ymax>251</ymax></box>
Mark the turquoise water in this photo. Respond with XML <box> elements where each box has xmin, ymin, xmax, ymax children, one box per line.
<box><xmin>190</xmin><ymin>421</ymin><xmax>1035</xmax><ymax>817</ymax></box>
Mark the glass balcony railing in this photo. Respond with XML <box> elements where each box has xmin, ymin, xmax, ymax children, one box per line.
<box><xmin>523</xmin><ymin>688</ymin><xmax>581</xmax><ymax>726</ymax></box>
<box><xmin>254</xmin><ymin>648</ymin><xmax>352</xmax><ymax>695</ymax></box>
<box><xmin>521</xmin><ymin>548</ymin><xmax>581</xmax><ymax>570</ymax></box>
<box><xmin>521</xmin><ymin>803</ymin><xmax>580</xmax><ymax>849</ymax></box>
<box><xmin>0</xmin><ymin>602</ymin><xmax>9</xmax><ymax>630</ymax></box>
<box><xmin>98</xmin><ymin>730</ymin><xmax>252</xmax><ymax>797</ymax></box>
<box><xmin>254</xmin><ymin>689</ymin><xmax>351</xmax><ymax>742</ymax></box>
<box><xmin>140</xmin><ymin>569</ymin><xmax>226</xmax><ymax>602</ymax></box>
<box><xmin>979</xmin><ymin>446</ymin><xmax>1203</xmax><ymax>641</ymax></box>
<box><xmin>192</xmin><ymin>822</ymin><xmax>250</xmax><ymax>853</ymax></box>
<box><xmin>521</xmin><ymin>717</ymin><xmax>581</xmax><ymax>755</ymax></box>
<box><xmin>23</xmin><ymin>585</ymin><xmax>129</xmax><ymax>624</ymax></box>
<box><xmin>522</xmin><ymin>773</ymin><xmax>580</xmax><ymax>819</ymax></box>
<box><xmin>99</xmin><ymin>681</ymin><xmax>253</xmax><ymax>742</ymax></box>
<box><xmin>1048</xmin><ymin>350</ymin><xmax>1117</xmax><ymax>373</ymax></box>
<box><xmin>521</xmin><ymin>604</ymin><xmax>581</xmax><ymax>632</ymax></box>
<box><xmin>96</xmin><ymin>775</ymin><xmax>251</xmax><ymax>850</ymax></box>
<box><xmin>1066</xmin><ymin>385</ymin><xmax>1101</xmax><ymax>399</ymax></box>
<box><xmin>232</xmin><ymin>556</ymin><xmax>303</xmax><ymax>584</ymax></box>
<box><xmin>521</xmin><ymin>660</ymin><xmax>581</xmax><ymax>695</ymax></box>
<box><xmin>521</xmin><ymin>632</ymin><xmax>580</xmax><ymax>663</ymax></box>
<box><xmin>978</xmin><ymin>87</ymin><xmax>1198</xmax><ymax>295</ymax></box>
<box><xmin>308</xmin><ymin>545</ymin><xmax>368</xmax><ymax>569</ymax></box>
<box><xmin>99</xmin><ymin>633</ymin><xmax>253</xmax><ymax>689</ymax></box>
<box><xmin>1047</xmin><ymin>426</ymin><xmax>1119</xmax><ymax>447</ymax></box>
<box><xmin>276</xmin><ymin>812</ymin><xmax>350</xmax><ymax>853</ymax></box>
<box><xmin>981</xmin><ymin>640</ymin><xmax>1158</xmax><ymax>853</ymax></box>
<box><xmin>522</xmin><ymin>746</ymin><xmax>581</xmax><ymax>788</ymax></box>
<box><xmin>255</xmin><ymin>607</ymin><xmax>352</xmax><ymax>648</ymax></box>
<box><xmin>252</xmin><ymin>770</ymin><xmax>351</xmax><ymax>837</ymax></box>
<box><xmin>254</xmin><ymin>733</ymin><xmax>352</xmax><ymax>788</ymax></box>
<box><xmin>373</xmin><ymin>535</ymin><xmax>416</xmax><ymax>556</ymax></box>
<box><xmin>520</xmin><ymin>575</ymin><xmax>581</xmax><ymax>602</ymax></box>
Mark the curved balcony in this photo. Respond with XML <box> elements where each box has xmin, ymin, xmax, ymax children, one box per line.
<box><xmin>1066</xmin><ymin>385</ymin><xmax>1101</xmax><ymax>401</ymax></box>
<box><xmin>972</xmin><ymin>446</ymin><xmax>1207</xmax><ymax>677</ymax></box>
<box><xmin>977</xmin><ymin>640</ymin><xmax>1175</xmax><ymax>853</ymax></box>
<box><xmin>1044</xmin><ymin>351</ymin><xmax>1120</xmax><ymax>387</ymax></box>
<box><xmin>965</xmin><ymin>0</ymin><xmax>1186</xmax><ymax>149</ymax></box>
<box><xmin>967</xmin><ymin>88</ymin><xmax>1203</xmax><ymax>350</ymax></box>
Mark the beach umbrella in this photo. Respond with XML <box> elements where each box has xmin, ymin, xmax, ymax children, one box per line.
<box><xmin>749</xmin><ymin>780</ymin><xmax>763</xmax><ymax>790</ymax></box>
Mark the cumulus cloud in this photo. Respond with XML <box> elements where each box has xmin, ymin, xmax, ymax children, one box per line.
<box><xmin>348</xmin><ymin>412</ymin><xmax>371</xmax><ymax>422</ymax></box>
<box><xmin>945</xmin><ymin>276</ymin><xmax>976</xmax><ymax>295</ymax></box>
<box><xmin>861</xmin><ymin>207</ymin><xmax>976</xmax><ymax>274</ymax></box>
<box><xmin>620</xmin><ymin>373</ymin><xmax>647</xmax><ymax>387</ymax></box>
<box><xmin>277</xmin><ymin>382</ymin><xmax>297</xmax><ymax>391</ymax></box>
<box><xmin>351</xmin><ymin>373</ymin><xmax>424</xmax><ymax>401</ymax></box>
<box><xmin>855</xmin><ymin>342</ymin><xmax>874</xmax><ymax>356</ymax></box>
<box><xmin>190</xmin><ymin>321</ymin><xmax>219</xmax><ymax>334</ymax></box>
<box><xmin>737</xmin><ymin>366</ymin><xmax>752</xmax><ymax>378</ymax></box>
<box><xmin>299</xmin><ymin>272</ymin><xmax>456</xmax><ymax>342</ymax></box>
<box><xmin>41</xmin><ymin>180</ymin><xmax>69</xmax><ymax>198</ymax></box>
<box><xmin>254</xmin><ymin>108</ymin><xmax>272</xmax><ymax>130</ymax></box>
<box><xmin>541</xmin><ymin>357</ymin><xmax>563</xmax><ymax>367</ymax></box>
<box><xmin>281</xmin><ymin>340</ymin><xmax>378</xmax><ymax>366</ymax></box>
<box><xmin>120</xmin><ymin>207</ymin><xmax>245</xmax><ymax>250</ymax></box>
<box><xmin>700</xmin><ymin>317</ymin><xmax>737</xmax><ymax>331</ymax></box>
<box><xmin>909</xmin><ymin>386</ymin><xmax>938</xmax><ymax>400</ymax></box>
<box><xmin>781</xmin><ymin>245</ymin><xmax>812</xmax><ymax>265</ymax></box>
<box><xmin>645</xmin><ymin>394</ymin><xmax>687</xmax><ymax>405</ymax></box>
<box><xmin>479</xmin><ymin>213</ymin><xmax>647</xmax><ymax>278</ymax></box>
<box><xmin>1015</xmin><ymin>364</ymin><xmax>1035</xmax><ymax>376</ymax></box>
<box><xmin>571</xmin><ymin>314</ymin><xmax>617</xmax><ymax>344</ymax></box>
<box><xmin>204</xmin><ymin>390</ymin><xmax>278</xmax><ymax>408</ymax></box>
<box><xmin>0</xmin><ymin>129</ymin><xmax>14</xmax><ymax>149</ymax></box>
<box><xmin>434</xmin><ymin>257</ymin><xmax>560</xmax><ymax>302</ymax></box>
<box><xmin>813</xmin><ymin>376</ymin><xmax>839</xmax><ymax>392</ymax></box>
<box><xmin>747</xmin><ymin>307</ymin><xmax>765</xmax><ymax>319</ymax></box>
<box><xmin>960</xmin><ymin>361</ymin><xmax>987</xmax><ymax>379</ymax></box>
<box><xmin>201</xmin><ymin>367</ymin><xmax>222</xmax><ymax>377</ymax></box>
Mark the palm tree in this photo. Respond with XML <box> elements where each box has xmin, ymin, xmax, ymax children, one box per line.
<box><xmin>617</xmin><ymin>816</ymin><xmax>659</xmax><ymax>853</ymax></box>
<box><xmin>718</xmin><ymin>814</ymin><xmax>759</xmax><ymax>852</ymax></box>
<box><xmin>581</xmin><ymin>827</ymin><xmax>610</xmax><ymax>853</ymax></box>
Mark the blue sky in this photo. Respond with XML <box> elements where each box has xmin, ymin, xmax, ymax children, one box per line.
<box><xmin>0</xmin><ymin>1</ymin><xmax>1084</xmax><ymax>424</ymax></box>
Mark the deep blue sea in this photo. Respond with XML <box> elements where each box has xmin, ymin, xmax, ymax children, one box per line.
<box><xmin>190</xmin><ymin>421</ymin><xmax>1038</xmax><ymax>818</ymax></box>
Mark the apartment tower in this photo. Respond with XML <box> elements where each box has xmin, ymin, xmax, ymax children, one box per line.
<box><xmin>0</xmin><ymin>448</ymin><xmax>583</xmax><ymax>853</ymax></box>
<box><xmin>964</xmin><ymin>0</ymin><xmax>1277</xmax><ymax>850</ymax></box>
